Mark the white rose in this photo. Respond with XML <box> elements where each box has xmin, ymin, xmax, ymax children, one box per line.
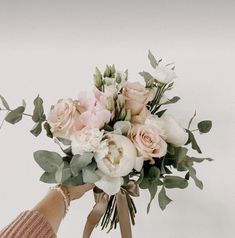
<box><xmin>71</xmin><ymin>128</ymin><xmax>104</xmax><ymax>155</ymax></box>
<box><xmin>94</xmin><ymin>134</ymin><xmax>143</xmax><ymax>195</ymax></box>
<box><xmin>155</xmin><ymin>66</ymin><xmax>177</xmax><ymax>84</ymax></box>
<box><xmin>160</xmin><ymin>114</ymin><xmax>188</xmax><ymax>147</ymax></box>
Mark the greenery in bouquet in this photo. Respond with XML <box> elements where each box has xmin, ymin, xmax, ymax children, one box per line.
<box><xmin>0</xmin><ymin>51</ymin><xmax>212</xmax><ymax>234</ymax></box>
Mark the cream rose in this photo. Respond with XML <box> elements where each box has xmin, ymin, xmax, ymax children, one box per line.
<box><xmin>47</xmin><ymin>99</ymin><xmax>78</xmax><ymax>139</ymax></box>
<box><xmin>123</xmin><ymin>82</ymin><xmax>152</xmax><ymax>116</ymax></box>
<box><xmin>155</xmin><ymin>65</ymin><xmax>177</xmax><ymax>84</ymax></box>
<box><xmin>94</xmin><ymin>134</ymin><xmax>142</xmax><ymax>195</ymax></box>
<box><xmin>129</xmin><ymin>121</ymin><xmax>167</xmax><ymax>163</ymax></box>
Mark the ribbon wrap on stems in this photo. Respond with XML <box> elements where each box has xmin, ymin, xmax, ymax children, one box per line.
<box><xmin>82</xmin><ymin>180</ymin><xmax>140</xmax><ymax>238</ymax></box>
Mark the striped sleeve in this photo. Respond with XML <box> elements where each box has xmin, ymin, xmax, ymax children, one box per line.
<box><xmin>0</xmin><ymin>210</ymin><xmax>56</xmax><ymax>238</ymax></box>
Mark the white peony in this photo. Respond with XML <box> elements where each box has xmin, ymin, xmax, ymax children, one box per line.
<box><xmin>94</xmin><ymin>134</ymin><xmax>143</xmax><ymax>195</ymax></box>
<box><xmin>155</xmin><ymin>65</ymin><xmax>177</xmax><ymax>84</ymax></box>
<box><xmin>159</xmin><ymin>114</ymin><xmax>188</xmax><ymax>147</ymax></box>
<box><xmin>71</xmin><ymin>127</ymin><xmax>104</xmax><ymax>155</ymax></box>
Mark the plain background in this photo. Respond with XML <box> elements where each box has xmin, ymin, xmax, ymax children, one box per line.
<box><xmin>0</xmin><ymin>0</ymin><xmax>234</xmax><ymax>237</ymax></box>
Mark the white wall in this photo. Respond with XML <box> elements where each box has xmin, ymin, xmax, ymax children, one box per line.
<box><xmin>0</xmin><ymin>0</ymin><xmax>234</xmax><ymax>237</ymax></box>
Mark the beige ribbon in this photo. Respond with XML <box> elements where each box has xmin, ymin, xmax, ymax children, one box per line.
<box><xmin>82</xmin><ymin>181</ymin><xmax>140</xmax><ymax>238</ymax></box>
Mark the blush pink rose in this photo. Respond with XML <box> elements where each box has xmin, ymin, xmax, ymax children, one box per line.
<box><xmin>123</xmin><ymin>82</ymin><xmax>152</xmax><ymax>116</ymax></box>
<box><xmin>47</xmin><ymin>98</ymin><xmax>79</xmax><ymax>139</ymax></box>
<box><xmin>129</xmin><ymin>123</ymin><xmax>167</xmax><ymax>164</ymax></box>
<box><xmin>74</xmin><ymin>91</ymin><xmax>112</xmax><ymax>130</ymax></box>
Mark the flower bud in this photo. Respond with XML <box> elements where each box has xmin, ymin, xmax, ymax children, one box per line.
<box><xmin>119</xmin><ymin>107</ymin><xmax>126</xmax><ymax>120</ymax></box>
<box><xmin>111</xmin><ymin>64</ymin><xmax>116</xmax><ymax>77</ymax></box>
<box><xmin>116</xmin><ymin>73</ymin><xmax>122</xmax><ymax>84</ymax></box>
<box><xmin>106</xmin><ymin>96</ymin><xmax>115</xmax><ymax>111</ymax></box>
<box><xmin>94</xmin><ymin>74</ymin><xmax>102</xmax><ymax>89</ymax></box>
<box><xmin>124</xmin><ymin>109</ymin><xmax>132</xmax><ymax>121</ymax></box>
<box><xmin>117</xmin><ymin>95</ymin><xmax>125</xmax><ymax>109</ymax></box>
<box><xmin>104</xmin><ymin>65</ymin><xmax>111</xmax><ymax>78</ymax></box>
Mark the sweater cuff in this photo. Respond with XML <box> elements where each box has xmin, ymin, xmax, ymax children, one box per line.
<box><xmin>0</xmin><ymin>210</ymin><xmax>56</xmax><ymax>238</ymax></box>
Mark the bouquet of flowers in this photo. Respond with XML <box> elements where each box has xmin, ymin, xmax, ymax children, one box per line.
<box><xmin>0</xmin><ymin>51</ymin><xmax>212</xmax><ymax>238</ymax></box>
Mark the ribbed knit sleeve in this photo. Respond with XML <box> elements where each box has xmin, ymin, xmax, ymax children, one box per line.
<box><xmin>0</xmin><ymin>210</ymin><xmax>56</xmax><ymax>238</ymax></box>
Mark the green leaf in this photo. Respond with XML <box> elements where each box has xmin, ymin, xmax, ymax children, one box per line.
<box><xmin>186</xmin><ymin>130</ymin><xmax>202</xmax><ymax>154</ymax></box>
<box><xmin>189</xmin><ymin>157</ymin><xmax>213</xmax><ymax>163</ymax></box>
<box><xmin>158</xmin><ymin>186</ymin><xmax>172</xmax><ymax>210</ymax></box>
<box><xmin>40</xmin><ymin>172</ymin><xmax>57</xmax><ymax>183</ymax></box>
<box><xmin>30</xmin><ymin>121</ymin><xmax>42</xmax><ymax>137</ymax></box>
<box><xmin>34</xmin><ymin>150</ymin><xmax>63</xmax><ymax>173</ymax></box>
<box><xmin>164</xmin><ymin>175</ymin><xmax>188</xmax><ymax>189</ymax></box>
<box><xmin>44</xmin><ymin>122</ymin><xmax>53</xmax><ymax>138</ymax></box>
<box><xmin>136</xmin><ymin>169</ymin><xmax>144</xmax><ymax>185</ymax></box>
<box><xmin>197</xmin><ymin>120</ymin><xmax>212</xmax><ymax>133</ymax></box>
<box><xmin>139</xmin><ymin>71</ymin><xmax>154</xmax><ymax>83</ymax></box>
<box><xmin>148</xmin><ymin>50</ymin><xmax>158</xmax><ymax>69</ymax></box>
<box><xmin>56</xmin><ymin>137</ymin><xmax>71</xmax><ymax>146</ymax></box>
<box><xmin>174</xmin><ymin>147</ymin><xmax>188</xmax><ymax>165</ymax></box>
<box><xmin>63</xmin><ymin>173</ymin><xmax>84</xmax><ymax>186</ymax></box>
<box><xmin>55</xmin><ymin>162</ymin><xmax>72</xmax><ymax>183</ymax></box>
<box><xmin>5</xmin><ymin>106</ymin><xmax>25</xmax><ymax>124</ymax></box>
<box><xmin>32</xmin><ymin>95</ymin><xmax>44</xmax><ymax>122</ymax></box>
<box><xmin>149</xmin><ymin>167</ymin><xmax>161</xmax><ymax>180</ymax></box>
<box><xmin>70</xmin><ymin>153</ymin><xmax>93</xmax><ymax>176</ymax></box>
<box><xmin>0</xmin><ymin>95</ymin><xmax>10</xmax><ymax>110</ymax></box>
<box><xmin>167</xmin><ymin>144</ymin><xmax>175</xmax><ymax>155</ymax></box>
<box><xmin>139</xmin><ymin>177</ymin><xmax>150</xmax><ymax>189</ymax></box>
<box><xmin>82</xmin><ymin>162</ymin><xmax>101</xmax><ymax>183</ymax></box>
<box><xmin>189</xmin><ymin>167</ymin><xmax>203</xmax><ymax>190</ymax></box>
<box><xmin>156</xmin><ymin>109</ymin><xmax>167</xmax><ymax>117</ymax></box>
<box><xmin>160</xmin><ymin>96</ymin><xmax>181</xmax><ymax>105</ymax></box>
<box><xmin>147</xmin><ymin>180</ymin><xmax>158</xmax><ymax>213</ymax></box>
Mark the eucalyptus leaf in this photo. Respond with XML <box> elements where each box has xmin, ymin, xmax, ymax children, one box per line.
<box><xmin>148</xmin><ymin>50</ymin><xmax>158</xmax><ymax>68</ymax></box>
<box><xmin>34</xmin><ymin>150</ymin><xmax>63</xmax><ymax>173</ymax></box>
<box><xmin>149</xmin><ymin>167</ymin><xmax>161</xmax><ymax>180</ymax></box>
<box><xmin>186</xmin><ymin>130</ymin><xmax>202</xmax><ymax>154</ymax></box>
<box><xmin>156</xmin><ymin>109</ymin><xmax>167</xmax><ymax>117</ymax></box>
<box><xmin>44</xmin><ymin>122</ymin><xmax>53</xmax><ymax>138</ymax></box>
<box><xmin>56</xmin><ymin>137</ymin><xmax>71</xmax><ymax>146</ymax></box>
<box><xmin>55</xmin><ymin>162</ymin><xmax>72</xmax><ymax>183</ymax></box>
<box><xmin>197</xmin><ymin>120</ymin><xmax>212</xmax><ymax>133</ymax></box>
<box><xmin>160</xmin><ymin>96</ymin><xmax>180</xmax><ymax>105</ymax></box>
<box><xmin>63</xmin><ymin>173</ymin><xmax>84</xmax><ymax>186</ymax></box>
<box><xmin>189</xmin><ymin>167</ymin><xmax>203</xmax><ymax>190</ymax></box>
<box><xmin>164</xmin><ymin>175</ymin><xmax>188</xmax><ymax>189</ymax></box>
<box><xmin>158</xmin><ymin>186</ymin><xmax>172</xmax><ymax>210</ymax></box>
<box><xmin>189</xmin><ymin>157</ymin><xmax>213</xmax><ymax>163</ymax></box>
<box><xmin>5</xmin><ymin>106</ymin><xmax>25</xmax><ymax>124</ymax></box>
<box><xmin>147</xmin><ymin>180</ymin><xmax>158</xmax><ymax>213</ymax></box>
<box><xmin>82</xmin><ymin>162</ymin><xmax>101</xmax><ymax>183</ymax></box>
<box><xmin>40</xmin><ymin>172</ymin><xmax>57</xmax><ymax>183</ymax></box>
<box><xmin>139</xmin><ymin>71</ymin><xmax>154</xmax><ymax>83</ymax></box>
<box><xmin>0</xmin><ymin>95</ymin><xmax>10</xmax><ymax>110</ymax></box>
<box><xmin>30</xmin><ymin>121</ymin><xmax>42</xmax><ymax>137</ymax></box>
<box><xmin>32</xmin><ymin>95</ymin><xmax>44</xmax><ymax>122</ymax></box>
<box><xmin>70</xmin><ymin>153</ymin><xmax>93</xmax><ymax>176</ymax></box>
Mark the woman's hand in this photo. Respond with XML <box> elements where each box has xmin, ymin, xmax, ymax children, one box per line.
<box><xmin>65</xmin><ymin>183</ymin><xmax>95</xmax><ymax>201</ymax></box>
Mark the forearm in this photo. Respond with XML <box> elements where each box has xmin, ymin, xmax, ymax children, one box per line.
<box><xmin>32</xmin><ymin>190</ymin><xmax>65</xmax><ymax>234</ymax></box>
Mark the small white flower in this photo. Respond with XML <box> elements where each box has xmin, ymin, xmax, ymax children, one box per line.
<box><xmin>71</xmin><ymin>127</ymin><xmax>104</xmax><ymax>155</ymax></box>
<box><xmin>155</xmin><ymin>65</ymin><xmax>177</xmax><ymax>84</ymax></box>
<box><xmin>158</xmin><ymin>114</ymin><xmax>188</xmax><ymax>147</ymax></box>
